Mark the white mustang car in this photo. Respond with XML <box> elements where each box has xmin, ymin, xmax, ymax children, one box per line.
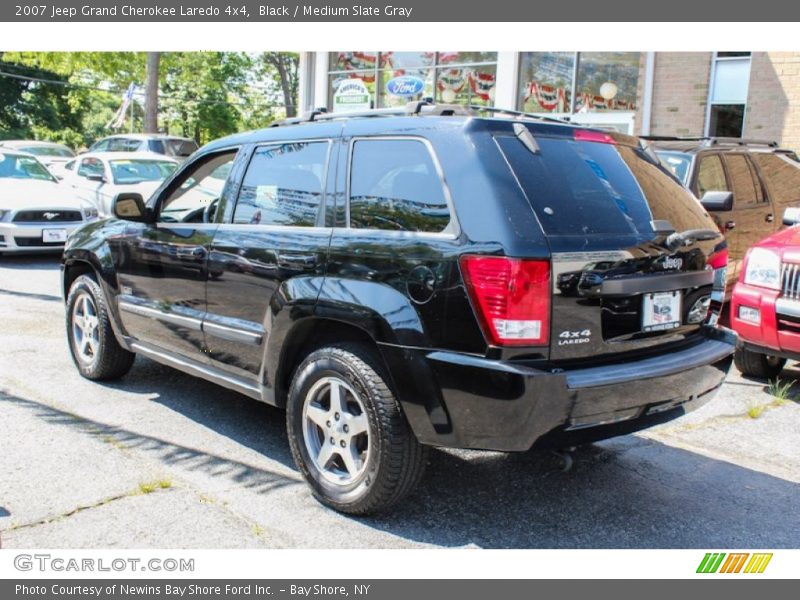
<box><xmin>60</xmin><ymin>151</ymin><xmax>179</xmax><ymax>216</ymax></box>
<box><xmin>0</xmin><ymin>150</ymin><xmax>94</xmax><ymax>255</ymax></box>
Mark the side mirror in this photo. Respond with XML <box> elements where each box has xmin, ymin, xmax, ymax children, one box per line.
<box><xmin>113</xmin><ymin>193</ymin><xmax>147</xmax><ymax>222</ymax></box>
<box><xmin>783</xmin><ymin>206</ymin><xmax>800</xmax><ymax>226</ymax></box>
<box><xmin>700</xmin><ymin>190</ymin><xmax>733</xmax><ymax>212</ymax></box>
<box><xmin>86</xmin><ymin>173</ymin><xmax>106</xmax><ymax>183</ymax></box>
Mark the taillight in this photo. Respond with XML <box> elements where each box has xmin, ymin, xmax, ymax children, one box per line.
<box><xmin>707</xmin><ymin>246</ymin><xmax>728</xmax><ymax>270</ymax></box>
<box><xmin>573</xmin><ymin>129</ymin><xmax>616</xmax><ymax>145</ymax></box>
<box><xmin>460</xmin><ymin>255</ymin><xmax>550</xmax><ymax>346</ymax></box>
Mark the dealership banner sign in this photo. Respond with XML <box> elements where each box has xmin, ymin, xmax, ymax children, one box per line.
<box><xmin>2</xmin><ymin>0</ymin><xmax>799</xmax><ymax>21</ymax></box>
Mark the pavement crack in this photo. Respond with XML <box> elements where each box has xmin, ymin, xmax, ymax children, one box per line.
<box><xmin>3</xmin><ymin>486</ymin><xmax>173</xmax><ymax>534</ymax></box>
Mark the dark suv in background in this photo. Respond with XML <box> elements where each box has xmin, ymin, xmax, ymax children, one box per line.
<box><xmin>62</xmin><ymin>103</ymin><xmax>735</xmax><ymax>514</ymax></box>
<box><xmin>646</xmin><ymin>137</ymin><xmax>800</xmax><ymax>291</ymax></box>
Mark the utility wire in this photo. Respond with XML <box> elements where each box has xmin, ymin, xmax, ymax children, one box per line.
<box><xmin>0</xmin><ymin>69</ymin><xmax>281</xmax><ymax>108</ymax></box>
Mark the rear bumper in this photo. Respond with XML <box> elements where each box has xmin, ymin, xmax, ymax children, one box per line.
<box><xmin>382</xmin><ymin>327</ymin><xmax>735</xmax><ymax>452</ymax></box>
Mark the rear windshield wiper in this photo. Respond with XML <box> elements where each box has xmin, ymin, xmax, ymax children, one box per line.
<box><xmin>665</xmin><ymin>228</ymin><xmax>721</xmax><ymax>251</ymax></box>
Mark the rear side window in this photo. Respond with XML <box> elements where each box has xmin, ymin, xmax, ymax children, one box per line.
<box><xmin>754</xmin><ymin>153</ymin><xmax>800</xmax><ymax>209</ymax></box>
<box><xmin>233</xmin><ymin>141</ymin><xmax>328</xmax><ymax>227</ymax></box>
<box><xmin>107</xmin><ymin>138</ymin><xmax>142</xmax><ymax>152</ymax></box>
<box><xmin>348</xmin><ymin>139</ymin><xmax>450</xmax><ymax>233</ymax></box>
<box><xmin>725</xmin><ymin>154</ymin><xmax>763</xmax><ymax>206</ymax></box>
<box><xmin>696</xmin><ymin>154</ymin><xmax>729</xmax><ymax>197</ymax></box>
<box><xmin>496</xmin><ymin>135</ymin><xmax>657</xmax><ymax>236</ymax></box>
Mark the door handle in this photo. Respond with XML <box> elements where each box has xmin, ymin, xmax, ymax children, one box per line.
<box><xmin>277</xmin><ymin>254</ymin><xmax>317</xmax><ymax>269</ymax></box>
<box><xmin>725</xmin><ymin>220</ymin><xmax>736</xmax><ymax>231</ymax></box>
<box><xmin>766</xmin><ymin>213</ymin><xmax>775</xmax><ymax>223</ymax></box>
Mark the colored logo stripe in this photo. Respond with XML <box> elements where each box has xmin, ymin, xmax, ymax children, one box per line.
<box><xmin>697</xmin><ymin>552</ymin><xmax>773</xmax><ymax>574</ymax></box>
<box><xmin>744</xmin><ymin>553</ymin><xmax>773</xmax><ymax>573</ymax></box>
<box><xmin>697</xmin><ymin>553</ymin><xmax>726</xmax><ymax>573</ymax></box>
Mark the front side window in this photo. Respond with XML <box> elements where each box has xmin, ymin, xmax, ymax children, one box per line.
<box><xmin>233</xmin><ymin>142</ymin><xmax>328</xmax><ymax>227</ymax></box>
<box><xmin>77</xmin><ymin>157</ymin><xmax>105</xmax><ymax>179</ymax></box>
<box><xmin>348</xmin><ymin>139</ymin><xmax>450</xmax><ymax>233</ymax></box>
<box><xmin>696</xmin><ymin>155</ymin><xmax>729</xmax><ymax>197</ymax></box>
<box><xmin>159</xmin><ymin>151</ymin><xmax>237</xmax><ymax>223</ymax></box>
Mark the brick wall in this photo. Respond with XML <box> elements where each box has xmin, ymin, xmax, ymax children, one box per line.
<box><xmin>745</xmin><ymin>52</ymin><xmax>800</xmax><ymax>151</ymax></box>
<box><xmin>637</xmin><ymin>52</ymin><xmax>712</xmax><ymax>137</ymax></box>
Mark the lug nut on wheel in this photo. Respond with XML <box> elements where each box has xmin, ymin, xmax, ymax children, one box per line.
<box><xmin>340</xmin><ymin>440</ymin><xmax>346</xmax><ymax>447</ymax></box>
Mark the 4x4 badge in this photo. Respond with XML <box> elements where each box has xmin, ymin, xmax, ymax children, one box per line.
<box><xmin>558</xmin><ymin>329</ymin><xmax>592</xmax><ymax>345</ymax></box>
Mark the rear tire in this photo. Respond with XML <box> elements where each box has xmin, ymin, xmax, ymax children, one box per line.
<box><xmin>734</xmin><ymin>346</ymin><xmax>785</xmax><ymax>379</ymax></box>
<box><xmin>286</xmin><ymin>343</ymin><xmax>428</xmax><ymax>515</ymax></box>
<box><xmin>66</xmin><ymin>274</ymin><xmax>135</xmax><ymax>380</ymax></box>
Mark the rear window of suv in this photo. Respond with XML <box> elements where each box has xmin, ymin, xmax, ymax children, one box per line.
<box><xmin>497</xmin><ymin>133</ymin><xmax>692</xmax><ymax>237</ymax></box>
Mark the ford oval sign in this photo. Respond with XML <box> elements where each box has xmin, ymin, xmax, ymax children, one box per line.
<box><xmin>386</xmin><ymin>75</ymin><xmax>425</xmax><ymax>98</ymax></box>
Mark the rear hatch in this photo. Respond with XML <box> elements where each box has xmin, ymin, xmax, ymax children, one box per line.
<box><xmin>495</xmin><ymin>126</ymin><xmax>724</xmax><ymax>362</ymax></box>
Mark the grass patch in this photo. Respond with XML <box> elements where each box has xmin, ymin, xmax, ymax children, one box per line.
<box><xmin>138</xmin><ymin>478</ymin><xmax>172</xmax><ymax>494</ymax></box>
<box><xmin>746</xmin><ymin>401</ymin><xmax>767</xmax><ymax>419</ymax></box>
<box><xmin>767</xmin><ymin>378</ymin><xmax>794</xmax><ymax>405</ymax></box>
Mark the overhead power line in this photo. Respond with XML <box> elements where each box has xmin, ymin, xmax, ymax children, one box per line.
<box><xmin>0</xmin><ymin>69</ymin><xmax>280</xmax><ymax>108</ymax></box>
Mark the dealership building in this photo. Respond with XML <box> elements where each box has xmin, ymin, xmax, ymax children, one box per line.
<box><xmin>297</xmin><ymin>52</ymin><xmax>800</xmax><ymax>150</ymax></box>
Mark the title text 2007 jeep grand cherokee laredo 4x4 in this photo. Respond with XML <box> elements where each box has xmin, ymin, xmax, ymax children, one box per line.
<box><xmin>62</xmin><ymin>102</ymin><xmax>735</xmax><ymax>514</ymax></box>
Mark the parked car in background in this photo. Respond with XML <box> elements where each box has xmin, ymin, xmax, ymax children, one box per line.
<box><xmin>88</xmin><ymin>134</ymin><xmax>199</xmax><ymax>162</ymax></box>
<box><xmin>60</xmin><ymin>152</ymin><xmax>179</xmax><ymax>216</ymax></box>
<box><xmin>0</xmin><ymin>139</ymin><xmax>75</xmax><ymax>170</ymax></box>
<box><xmin>730</xmin><ymin>207</ymin><xmax>800</xmax><ymax>378</ymax></box>
<box><xmin>62</xmin><ymin>102</ymin><xmax>734</xmax><ymax>514</ymax></box>
<box><xmin>0</xmin><ymin>150</ymin><xmax>94</xmax><ymax>255</ymax></box>
<box><xmin>645</xmin><ymin>137</ymin><xmax>800</xmax><ymax>292</ymax></box>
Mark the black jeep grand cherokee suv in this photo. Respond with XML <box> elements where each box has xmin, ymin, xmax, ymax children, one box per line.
<box><xmin>62</xmin><ymin>102</ymin><xmax>735</xmax><ymax>514</ymax></box>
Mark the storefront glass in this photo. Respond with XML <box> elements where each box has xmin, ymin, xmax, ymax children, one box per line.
<box><xmin>328</xmin><ymin>52</ymin><xmax>498</xmax><ymax>111</ymax></box>
<box><xmin>518</xmin><ymin>52</ymin><xmax>640</xmax><ymax>114</ymax></box>
<box><xmin>518</xmin><ymin>52</ymin><xmax>574</xmax><ymax>113</ymax></box>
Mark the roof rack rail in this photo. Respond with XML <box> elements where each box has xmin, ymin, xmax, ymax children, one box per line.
<box><xmin>706</xmin><ymin>137</ymin><xmax>778</xmax><ymax>148</ymax></box>
<box><xmin>269</xmin><ymin>99</ymin><xmax>575</xmax><ymax>127</ymax></box>
<box><xmin>464</xmin><ymin>104</ymin><xmax>571</xmax><ymax>124</ymax></box>
<box><xmin>641</xmin><ymin>135</ymin><xmax>778</xmax><ymax>148</ymax></box>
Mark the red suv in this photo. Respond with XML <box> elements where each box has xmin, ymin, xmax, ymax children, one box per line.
<box><xmin>731</xmin><ymin>207</ymin><xmax>800</xmax><ymax>378</ymax></box>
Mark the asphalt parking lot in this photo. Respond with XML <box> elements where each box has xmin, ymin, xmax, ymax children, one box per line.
<box><xmin>1</xmin><ymin>255</ymin><xmax>799</xmax><ymax>549</ymax></box>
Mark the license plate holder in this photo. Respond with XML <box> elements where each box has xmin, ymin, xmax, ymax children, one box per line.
<box><xmin>42</xmin><ymin>228</ymin><xmax>67</xmax><ymax>243</ymax></box>
<box><xmin>642</xmin><ymin>291</ymin><xmax>682</xmax><ymax>332</ymax></box>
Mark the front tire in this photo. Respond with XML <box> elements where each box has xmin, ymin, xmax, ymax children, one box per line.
<box><xmin>66</xmin><ymin>274</ymin><xmax>135</xmax><ymax>380</ymax></box>
<box><xmin>734</xmin><ymin>346</ymin><xmax>785</xmax><ymax>379</ymax></box>
<box><xmin>286</xmin><ymin>343</ymin><xmax>428</xmax><ymax>515</ymax></box>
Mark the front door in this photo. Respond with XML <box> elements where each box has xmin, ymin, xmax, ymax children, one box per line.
<box><xmin>112</xmin><ymin>149</ymin><xmax>240</xmax><ymax>359</ymax></box>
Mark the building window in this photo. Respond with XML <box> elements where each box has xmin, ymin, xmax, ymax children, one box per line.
<box><xmin>707</xmin><ymin>52</ymin><xmax>751</xmax><ymax>138</ymax></box>
<box><xmin>517</xmin><ymin>52</ymin><xmax>640</xmax><ymax>114</ymax></box>
<box><xmin>328</xmin><ymin>52</ymin><xmax>497</xmax><ymax>112</ymax></box>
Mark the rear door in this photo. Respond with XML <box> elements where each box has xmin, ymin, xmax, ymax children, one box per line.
<box><xmin>496</xmin><ymin>129</ymin><xmax>723</xmax><ymax>362</ymax></box>
<box><xmin>204</xmin><ymin>137</ymin><xmax>335</xmax><ymax>382</ymax></box>
<box><xmin>722</xmin><ymin>152</ymin><xmax>773</xmax><ymax>280</ymax></box>
<box><xmin>752</xmin><ymin>151</ymin><xmax>800</xmax><ymax>223</ymax></box>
